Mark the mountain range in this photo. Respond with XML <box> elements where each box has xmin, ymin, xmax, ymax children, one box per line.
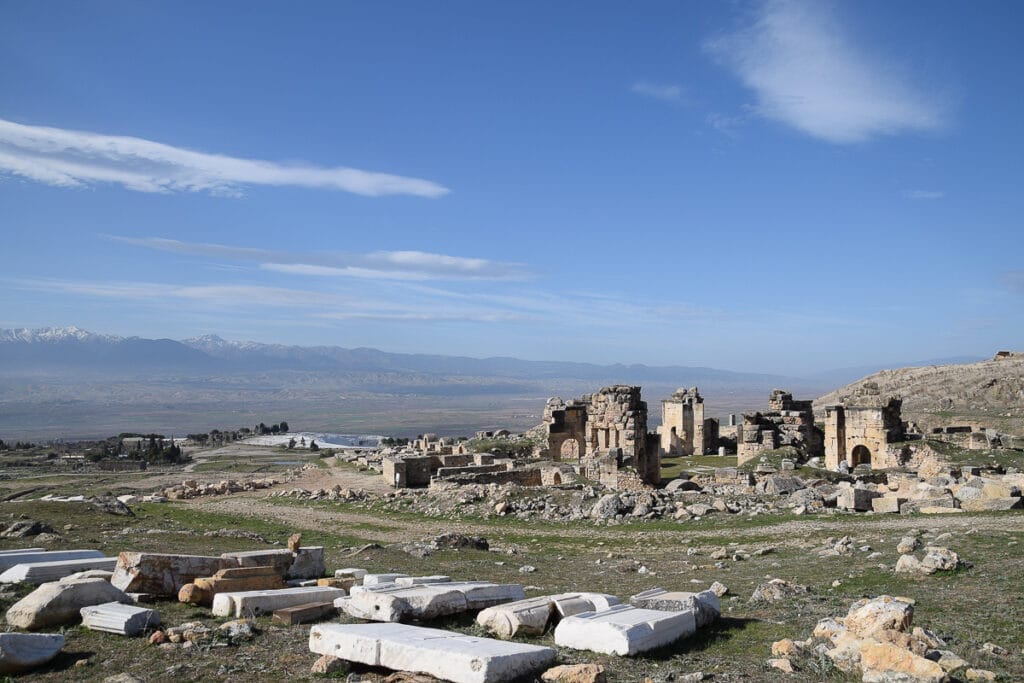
<box><xmin>0</xmin><ymin>327</ymin><xmax>999</xmax><ymax>440</ymax></box>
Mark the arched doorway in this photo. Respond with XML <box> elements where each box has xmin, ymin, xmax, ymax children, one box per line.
<box><xmin>851</xmin><ymin>444</ymin><xmax>872</xmax><ymax>468</ymax></box>
<box><xmin>552</xmin><ymin>472</ymin><xmax>562</xmax><ymax>485</ymax></box>
<box><xmin>560</xmin><ymin>438</ymin><xmax>580</xmax><ymax>462</ymax></box>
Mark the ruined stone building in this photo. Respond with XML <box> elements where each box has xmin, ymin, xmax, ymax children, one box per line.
<box><xmin>544</xmin><ymin>385</ymin><xmax>660</xmax><ymax>488</ymax></box>
<box><xmin>659</xmin><ymin>387</ymin><xmax>719</xmax><ymax>456</ymax></box>
<box><xmin>736</xmin><ymin>390</ymin><xmax>824</xmax><ymax>465</ymax></box>
<box><xmin>824</xmin><ymin>390</ymin><xmax>905</xmax><ymax>470</ymax></box>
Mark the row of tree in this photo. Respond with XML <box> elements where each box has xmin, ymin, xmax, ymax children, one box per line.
<box><xmin>0</xmin><ymin>440</ymin><xmax>36</xmax><ymax>451</ymax></box>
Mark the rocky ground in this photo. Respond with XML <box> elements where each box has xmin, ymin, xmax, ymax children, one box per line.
<box><xmin>815</xmin><ymin>355</ymin><xmax>1024</xmax><ymax>435</ymax></box>
<box><xmin>0</xmin><ymin>445</ymin><xmax>1023</xmax><ymax>682</ymax></box>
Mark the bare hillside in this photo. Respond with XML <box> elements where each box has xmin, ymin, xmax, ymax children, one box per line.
<box><xmin>815</xmin><ymin>353</ymin><xmax>1024</xmax><ymax>435</ymax></box>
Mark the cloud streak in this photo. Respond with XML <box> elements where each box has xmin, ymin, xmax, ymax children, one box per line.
<box><xmin>109</xmin><ymin>236</ymin><xmax>529</xmax><ymax>281</ymax></box>
<box><xmin>706</xmin><ymin>0</ymin><xmax>947</xmax><ymax>143</ymax></box>
<box><xmin>0</xmin><ymin>118</ymin><xmax>449</xmax><ymax>197</ymax></box>
<box><xmin>903</xmin><ymin>189</ymin><xmax>944</xmax><ymax>200</ymax></box>
<box><xmin>631</xmin><ymin>82</ymin><xmax>687</xmax><ymax>104</ymax></box>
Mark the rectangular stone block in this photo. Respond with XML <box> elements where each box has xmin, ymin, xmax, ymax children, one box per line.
<box><xmin>0</xmin><ymin>550</ymin><xmax>104</xmax><ymax>574</ymax></box>
<box><xmin>0</xmin><ymin>557</ymin><xmax>117</xmax><ymax>585</ymax></box>
<box><xmin>80</xmin><ymin>601</ymin><xmax>160</xmax><ymax>636</ymax></box>
<box><xmin>628</xmin><ymin>588</ymin><xmax>719</xmax><ymax>627</ymax></box>
<box><xmin>178</xmin><ymin>566</ymin><xmax>285</xmax><ymax>605</ymax></box>
<box><xmin>272</xmin><ymin>601</ymin><xmax>337</xmax><ymax>625</ymax></box>
<box><xmin>212</xmin><ymin>586</ymin><xmax>347</xmax><ymax>618</ymax></box>
<box><xmin>334</xmin><ymin>568</ymin><xmax>367</xmax><ymax>583</ymax></box>
<box><xmin>871</xmin><ymin>496</ymin><xmax>905</xmax><ymax>514</ymax></box>
<box><xmin>288</xmin><ymin>546</ymin><xmax>326</xmax><ymax>580</ymax></box>
<box><xmin>112</xmin><ymin>553</ymin><xmax>229</xmax><ymax>596</ymax></box>
<box><xmin>344</xmin><ymin>582</ymin><xmax>525</xmax><ymax>623</ymax></box>
<box><xmin>363</xmin><ymin>573</ymin><xmax>409</xmax><ymax>586</ymax></box>
<box><xmin>477</xmin><ymin>593</ymin><xmax>620</xmax><ymax>639</ymax></box>
<box><xmin>959</xmin><ymin>497</ymin><xmax>1023</xmax><ymax>512</ymax></box>
<box><xmin>554</xmin><ymin>604</ymin><xmax>696</xmax><ymax>656</ymax></box>
<box><xmin>837</xmin><ymin>488</ymin><xmax>880</xmax><ymax>512</ymax></box>
<box><xmin>395</xmin><ymin>575</ymin><xmax>451</xmax><ymax>586</ymax></box>
<box><xmin>309</xmin><ymin>622</ymin><xmax>555</xmax><ymax>683</ymax></box>
<box><xmin>221</xmin><ymin>549</ymin><xmax>293</xmax><ymax>576</ymax></box>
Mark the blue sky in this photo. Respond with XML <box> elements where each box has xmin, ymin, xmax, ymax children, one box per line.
<box><xmin>1</xmin><ymin>0</ymin><xmax>1021</xmax><ymax>374</ymax></box>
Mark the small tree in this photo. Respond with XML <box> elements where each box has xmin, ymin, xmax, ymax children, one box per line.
<box><xmin>309</xmin><ymin>440</ymin><xmax>319</xmax><ymax>452</ymax></box>
<box><xmin>287</xmin><ymin>438</ymin><xmax>296</xmax><ymax>449</ymax></box>
<box><xmin>279</xmin><ymin>421</ymin><xmax>290</xmax><ymax>433</ymax></box>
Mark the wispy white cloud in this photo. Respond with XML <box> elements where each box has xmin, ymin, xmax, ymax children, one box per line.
<box><xmin>631</xmin><ymin>82</ymin><xmax>687</xmax><ymax>104</ymax></box>
<box><xmin>0</xmin><ymin>118</ymin><xmax>449</xmax><ymax>197</ymax></box>
<box><xmin>706</xmin><ymin>0</ymin><xmax>947</xmax><ymax>144</ymax></box>
<box><xmin>1002</xmin><ymin>271</ymin><xmax>1024</xmax><ymax>295</ymax></box>
<box><xmin>108</xmin><ymin>236</ymin><xmax>529</xmax><ymax>281</ymax></box>
<box><xmin>903</xmin><ymin>189</ymin><xmax>944</xmax><ymax>200</ymax></box>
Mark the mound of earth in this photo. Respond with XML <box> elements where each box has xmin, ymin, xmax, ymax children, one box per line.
<box><xmin>814</xmin><ymin>353</ymin><xmax>1024</xmax><ymax>435</ymax></box>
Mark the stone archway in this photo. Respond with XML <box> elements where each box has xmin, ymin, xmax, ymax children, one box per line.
<box><xmin>851</xmin><ymin>444</ymin><xmax>872</xmax><ymax>468</ymax></box>
<box><xmin>552</xmin><ymin>472</ymin><xmax>562</xmax><ymax>485</ymax></box>
<box><xmin>560</xmin><ymin>438</ymin><xmax>581</xmax><ymax>461</ymax></box>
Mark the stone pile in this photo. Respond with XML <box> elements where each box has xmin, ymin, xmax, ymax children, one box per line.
<box><xmin>769</xmin><ymin>595</ymin><xmax>996</xmax><ymax>682</ymax></box>
<box><xmin>268</xmin><ymin>486</ymin><xmax>369</xmax><ymax>502</ymax></box>
<box><xmin>159</xmin><ymin>477</ymin><xmax>281</xmax><ymax>500</ymax></box>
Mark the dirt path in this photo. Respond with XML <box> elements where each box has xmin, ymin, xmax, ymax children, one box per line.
<box><xmin>193</xmin><ymin>490</ymin><xmax>1024</xmax><ymax>548</ymax></box>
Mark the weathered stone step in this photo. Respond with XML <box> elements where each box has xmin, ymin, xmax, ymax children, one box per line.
<box><xmin>309</xmin><ymin>622</ymin><xmax>555</xmax><ymax>683</ymax></box>
<box><xmin>212</xmin><ymin>586</ymin><xmax>347</xmax><ymax>618</ymax></box>
<box><xmin>0</xmin><ymin>550</ymin><xmax>104</xmax><ymax>573</ymax></box>
<box><xmin>80</xmin><ymin>601</ymin><xmax>160</xmax><ymax>636</ymax></box>
<box><xmin>0</xmin><ymin>557</ymin><xmax>118</xmax><ymax>585</ymax></box>
<box><xmin>343</xmin><ymin>581</ymin><xmax>525</xmax><ymax>622</ymax></box>
<box><xmin>272</xmin><ymin>601</ymin><xmax>336</xmax><ymax>625</ymax></box>
<box><xmin>554</xmin><ymin>604</ymin><xmax>696</xmax><ymax>656</ymax></box>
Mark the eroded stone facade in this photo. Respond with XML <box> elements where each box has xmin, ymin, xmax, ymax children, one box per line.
<box><xmin>659</xmin><ymin>387</ymin><xmax>718</xmax><ymax>456</ymax></box>
<box><xmin>544</xmin><ymin>386</ymin><xmax>660</xmax><ymax>487</ymax></box>
<box><xmin>824</xmin><ymin>394</ymin><xmax>905</xmax><ymax>470</ymax></box>
<box><xmin>736</xmin><ymin>390</ymin><xmax>824</xmax><ymax>466</ymax></box>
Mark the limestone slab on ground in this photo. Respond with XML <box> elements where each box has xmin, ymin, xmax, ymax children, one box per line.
<box><xmin>0</xmin><ymin>557</ymin><xmax>118</xmax><ymax>585</ymax></box>
<box><xmin>345</xmin><ymin>582</ymin><xmax>525</xmax><ymax>623</ymax></box>
<box><xmin>362</xmin><ymin>573</ymin><xmax>409</xmax><ymax>586</ymax></box>
<box><xmin>0</xmin><ymin>550</ymin><xmax>104</xmax><ymax>573</ymax></box>
<box><xmin>395</xmin><ymin>575</ymin><xmax>451</xmax><ymax>586</ymax></box>
<box><xmin>629</xmin><ymin>588</ymin><xmax>720</xmax><ymax>627</ymax></box>
<box><xmin>477</xmin><ymin>593</ymin><xmax>620</xmax><ymax>639</ymax></box>
<box><xmin>212</xmin><ymin>586</ymin><xmax>347</xmax><ymax>617</ymax></box>
<box><xmin>221</xmin><ymin>549</ymin><xmax>293</xmax><ymax>576</ymax></box>
<box><xmin>7</xmin><ymin>578</ymin><xmax>130</xmax><ymax>630</ymax></box>
<box><xmin>80</xmin><ymin>601</ymin><xmax>160</xmax><ymax>636</ymax></box>
<box><xmin>111</xmin><ymin>553</ymin><xmax>229</xmax><ymax>596</ymax></box>
<box><xmin>178</xmin><ymin>566</ymin><xmax>285</xmax><ymax>605</ymax></box>
<box><xmin>309</xmin><ymin>622</ymin><xmax>555</xmax><ymax>683</ymax></box>
<box><xmin>271</xmin><ymin>601</ymin><xmax>337</xmax><ymax>625</ymax></box>
<box><xmin>554</xmin><ymin>604</ymin><xmax>696</xmax><ymax>656</ymax></box>
<box><xmin>0</xmin><ymin>632</ymin><xmax>64</xmax><ymax>675</ymax></box>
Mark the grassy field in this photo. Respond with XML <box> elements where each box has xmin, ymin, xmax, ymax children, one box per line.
<box><xmin>0</xmin><ymin>445</ymin><xmax>1022</xmax><ymax>682</ymax></box>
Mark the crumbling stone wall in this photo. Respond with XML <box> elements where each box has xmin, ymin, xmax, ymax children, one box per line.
<box><xmin>736</xmin><ymin>390</ymin><xmax>824</xmax><ymax>466</ymax></box>
<box><xmin>660</xmin><ymin>387</ymin><xmax>718</xmax><ymax>455</ymax></box>
<box><xmin>544</xmin><ymin>385</ymin><xmax>660</xmax><ymax>487</ymax></box>
<box><xmin>824</xmin><ymin>395</ymin><xmax>905</xmax><ymax>470</ymax></box>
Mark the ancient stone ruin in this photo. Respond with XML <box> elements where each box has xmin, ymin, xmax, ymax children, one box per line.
<box><xmin>736</xmin><ymin>390</ymin><xmax>823</xmax><ymax>466</ymax></box>
<box><xmin>823</xmin><ymin>384</ymin><xmax>906</xmax><ymax>470</ymax></box>
<box><xmin>544</xmin><ymin>385</ymin><xmax>660</xmax><ymax>488</ymax></box>
<box><xmin>659</xmin><ymin>387</ymin><xmax>718</xmax><ymax>456</ymax></box>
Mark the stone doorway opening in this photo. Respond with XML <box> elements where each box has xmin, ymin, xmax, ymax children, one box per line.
<box><xmin>851</xmin><ymin>444</ymin><xmax>872</xmax><ymax>468</ymax></box>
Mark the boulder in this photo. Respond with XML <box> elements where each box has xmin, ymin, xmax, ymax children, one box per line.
<box><xmin>920</xmin><ymin>546</ymin><xmax>962</xmax><ymax>572</ymax></box>
<box><xmin>749</xmin><ymin>579</ymin><xmax>807</xmax><ymax>604</ymax></box>
<box><xmin>860</xmin><ymin>640</ymin><xmax>944</xmax><ymax>683</ymax></box>
<box><xmin>843</xmin><ymin>596</ymin><xmax>913</xmax><ymax>640</ymax></box>
<box><xmin>7</xmin><ymin>578</ymin><xmax>130</xmax><ymax>630</ymax></box>
<box><xmin>541</xmin><ymin>663</ymin><xmax>607</xmax><ymax>682</ymax></box>
<box><xmin>0</xmin><ymin>632</ymin><xmax>64</xmax><ymax>675</ymax></box>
